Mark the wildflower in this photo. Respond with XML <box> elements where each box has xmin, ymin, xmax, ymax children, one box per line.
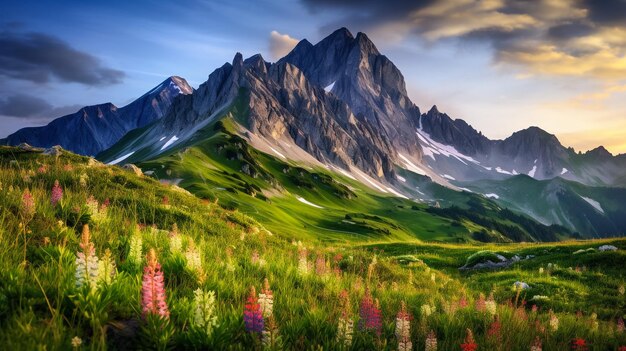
<box><xmin>531</xmin><ymin>336</ymin><xmax>543</xmax><ymax>351</ymax></box>
<box><xmin>298</xmin><ymin>247</ymin><xmax>308</xmax><ymax>275</ymax></box>
<box><xmin>97</xmin><ymin>249</ymin><xmax>116</xmax><ymax>285</ymax></box>
<box><xmin>244</xmin><ymin>286</ymin><xmax>264</xmax><ymax>334</ymax></box>
<box><xmin>458</xmin><ymin>294</ymin><xmax>468</xmax><ymax>308</ymax></box>
<box><xmin>485</xmin><ymin>293</ymin><xmax>497</xmax><ymax>316</ymax></box>
<box><xmin>571</xmin><ymin>338</ymin><xmax>588</xmax><ymax>350</ymax></box>
<box><xmin>262</xmin><ymin>316</ymin><xmax>280</xmax><ymax>348</ymax></box>
<box><xmin>549</xmin><ymin>310</ymin><xmax>559</xmax><ymax>332</ymax></box>
<box><xmin>487</xmin><ymin>316</ymin><xmax>502</xmax><ymax>344</ymax></box>
<box><xmin>258</xmin><ymin>278</ymin><xmax>273</xmax><ymax>318</ymax></box>
<box><xmin>21</xmin><ymin>189</ymin><xmax>35</xmax><ymax>219</ymax></box>
<box><xmin>337</xmin><ymin>290</ymin><xmax>354</xmax><ymax>347</ymax></box>
<box><xmin>51</xmin><ymin>180</ymin><xmax>63</xmax><ymax>206</ymax></box>
<box><xmin>589</xmin><ymin>312</ymin><xmax>599</xmax><ymax>332</ymax></box>
<box><xmin>619</xmin><ymin>347</ymin><xmax>626</xmax><ymax>351</ymax></box>
<box><xmin>620</xmin><ymin>284</ymin><xmax>625</xmax><ymax>296</ymax></box>
<box><xmin>431</xmin><ymin>273</ymin><xmax>436</xmax><ymax>282</ymax></box>
<box><xmin>367</xmin><ymin>255</ymin><xmax>377</xmax><ymax>282</ymax></box>
<box><xmin>425</xmin><ymin>330</ymin><xmax>437</xmax><ymax>351</ymax></box>
<box><xmin>618</xmin><ymin>317</ymin><xmax>624</xmax><ymax>334</ymax></box>
<box><xmin>75</xmin><ymin>225</ymin><xmax>100</xmax><ymax>289</ymax></box>
<box><xmin>185</xmin><ymin>245</ymin><xmax>202</xmax><ymax>273</ymax></box>
<box><xmin>460</xmin><ymin>329</ymin><xmax>478</xmax><ymax>351</ymax></box>
<box><xmin>539</xmin><ymin>267</ymin><xmax>544</xmax><ymax>274</ymax></box>
<box><xmin>395</xmin><ymin>301</ymin><xmax>412</xmax><ymax>351</ymax></box>
<box><xmin>71</xmin><ymin>336</ymin><xmax>82</xmax><ymax>348</ymax></box>
<box><xmin>169</xmin><ymin>230</ymin><xmax>182</xmax><ymax>255</ymax></box>
<box><xmin>128</xmin><ymin>230</ymin><xmax>143</xmax><ymax>267</ymax></box>
<box><xmin>225</xmin><ymin>247</ymin><xmax>236</xmax><ymax>272</ymax></box>
<box><xmin>421</xmin><ymin>304</ymin><xmax>433</xmax><ymax>319</ymax></box>
<box><xmin>191</xmin><ymin>288</ymin><xmax>218</xmax><ymax>336</ymax></box>
<box><xmin>251</xmin><ymin>249</ymin><xmax>265</xmax><ymax>266</ymax></box>
<box><xmin>79</xmin><ymin>173</ymin><xmax>88</xmax><ymax>188</ymax></box>
<box><xmin>315</xmin><ymin>254</ymin><xmax>327</xmax><ymax>276</ymax></box>
<box><xmin>37</xmin><ymin>165</ymin><xmax>47</xmax><ymax>174</ymax></box>
<box><xmin>141</xmin><ymin>249</ymin><xmax>169</xmax><ymax>318</ymax></box>
<box><xmin>475</xmin><ymin>293</ymin><xmax>486</xmax><ymax>312</ymax></box>
<box><xmin>358</xmin><ymin>289</ymin><xmax>382</xmax><ymax>335</ymax></box>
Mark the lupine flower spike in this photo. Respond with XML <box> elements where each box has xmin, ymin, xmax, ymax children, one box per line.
<box><xmin>395</xmin><ymin>301</ymin><xmax>412</xmax><ymax>351</ymax></box>
<box><xmin>337</xmin><ymin>290</ymin><xmax>354</xmax><ymax>347</ymax></box>
<box><xmin>141</xmin><ymin>249</ymin><xmax>169</xmax><ymax>319</ymax></box>
<box><xmin>244</xmin><ymin>285</ymin><xmax>264</xmax><ymax>335</ymax></box>
<box><xmin>21</xmin><ymin>189</ymin><xmax>35</xmax><ymax>219</ymax></box>
<box><xmin>359</xmin><ymin>288</ymin><xmax>382</xmax><ymax>335</ymax></box>
<box><xmin>461</xmin><ymin>329</ymin><xmax>478</xmax><ymax>351</ymax></box>
<box><xmin>51</xmin><ymin>180</ymin><xmax>63</xmax><ymax>206</ymax></box>
<box><xmin>486</xmin><ymin>292</ymin><xmax>497</xmax><ymax>316</ymax></box>
<box><xmin>97</xmin><ymin>248</ymin><xmax>116</xmax><ymax>285</ymax></box>
<box><xmin>191</xmin><ymin>288</ymin><xmax>217</xmax><ymax>336</ymax></box>
<box><xmin>531</xmin><ymin>336</ymin><xmax>543</xmax><ymax>351</ymax></box>
<box><xmin>258</xmin><ymin>278</ymin><xmax>273</xmax><ymax>318</ymax></box>
<box><xmin>549</xmin><ymin>309</ymin><xmax>559</xmax><ymax>332</ymax></box>
<box><xmin>617</xmin><ymin>317</ymin><xmax>624</xmax><ymax>334</ymax></box>
<box><xmin>75</xmin><ymin>224</ymin><xmax>100</xmax><ymax>289</ymax></box>
<box><xmin>425</xmin><ymin>330</ymin><xmax>437</xmax><ymax>351</ymax></box>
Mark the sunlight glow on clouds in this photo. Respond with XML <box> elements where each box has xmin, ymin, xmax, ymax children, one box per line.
<box><xmin>269</xmin><ymin>30</ymin><xmax>299</xmax><ymax>60</ymax></box>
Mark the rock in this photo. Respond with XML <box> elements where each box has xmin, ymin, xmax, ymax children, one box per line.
<box><xmin>514</xmin><ymin>281</ymin><xmax>530</xmax><ymax>290</ymax></box>
<box><xmin>43</xmin><ymin>145</ymin><xmax>63</xmax><ymax>156</ymax></box>
<box><xmin>598</xmin><ymin>245</ymin><xmax>618</xmax><ymax>252</ymax></box>
<box><xmin>122</xmin><ymin>164</ymin><xmax>143</xmax><ymax>177</ymax></box>
<box><xmin>17</xmin><ymin>143</ymin><xmax>38</xmax><ymax>151</ymax></box>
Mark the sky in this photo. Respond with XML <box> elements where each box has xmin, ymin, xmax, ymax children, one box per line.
<box><xmin>1</xmin><ymin>0</ymin><xmax>625</xmax><ymax>154</ymax></box>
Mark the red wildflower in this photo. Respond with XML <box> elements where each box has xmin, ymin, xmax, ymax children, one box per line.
<box><xmin>487</xmin><ymin>316</ymin><xmax>502</xmax><ymax>343</ymax></box>
<box><xmin>244</xmin><ymin>286</ymin><xmax>264</xmax><ymax>334</ymax></box>
<box><xmin>461</xmin><ymin>329</ymin><xmax>478</xmax><ymax>351</ymax></box>
<box><xmin>571</xmin><ymin>338</ymin><xmax>588</xmax><ymax>350</ymax></box>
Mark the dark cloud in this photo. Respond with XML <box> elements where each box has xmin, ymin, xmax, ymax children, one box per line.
<box><xmin>0</xmin><ymin>31</ymin><xmax>125</xmax><ymax>86</ymax></box>
<box><xmin>583</xmin><ymin>0</ymin><xmax>626</xmax><ymax>25</ymax></box>
<box><xmin>547</xmin><ymin>22</ymin><xmax>595</xmax><ymax>40</ymax></box>
<box><xmin>0</xmin><ymin>94</ymin><xmax>52</xmax><ymax>117</ymax></box>
<box><xmin>0</xmin><ymin>93</ymin><xmax>81</xmax><ymax>119</ymax></box>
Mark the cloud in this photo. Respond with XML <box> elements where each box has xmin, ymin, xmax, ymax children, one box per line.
<box><xmin>269</xmin><ymin>30</ymin><xmax>299</xmax><ymax>60</ymax></box>
<box><xmin>0</xmin><ymin>93</ymin><xmax>81</xmax><ymax>119</ymax></box>
<box><xmin>301</xmin><ymin>0</ymin><xmax>626</xmax><ymax>81</ymax></box>
<box><xmin>0</xmin><ymin>30</ymin><xmax>125</xmax><ymax>86</ymax></box>
<box><xmin>0</xmin><ymin>94</ymin><xmax>52</xmax><ymax>117</ymax></box>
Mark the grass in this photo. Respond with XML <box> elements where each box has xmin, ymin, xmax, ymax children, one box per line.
<box><xmin>0</xmin><ymin>146</ymin><xmax>624</xmax><ymax>350</ymax></box>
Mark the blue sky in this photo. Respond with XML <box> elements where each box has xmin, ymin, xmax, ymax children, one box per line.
<box><xmin>2</xmin><ymin>0</ymin><xmax>626</xmax><ymax>153</ymax></box>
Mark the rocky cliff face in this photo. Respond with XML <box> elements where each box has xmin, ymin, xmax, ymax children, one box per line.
<box><xmin>2</xmin><ymin>76</ymin><xmax>192</xmax><ymax>156</ymax></box>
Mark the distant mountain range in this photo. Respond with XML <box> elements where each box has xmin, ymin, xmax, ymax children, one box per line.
<box><xmin>4</xmin><ymin>28</ymin><xmax>626</xmax><ymax>238</ymax></box>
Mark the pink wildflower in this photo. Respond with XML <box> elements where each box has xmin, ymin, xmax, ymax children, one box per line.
<box><xmin>21</xmin><ymin>189</ymin><xmax>35</xmax><ymax>219</ymax></box>
<box><xmin>50</xmin><ymin>180</ymin><xmax>63</xmax><ymax>205</ymax></box>
<box><xmin>531</xmin><ymin>336</ymin><xmax>543</xmax><ymax>351</ymax></box>
<box><xmin>475</xmin><ymin>293</ymin><xmax>486</xmax><ymax>312</ymax></box>
<box><xmin>571</xmin><ymin>338</ymin><xmax>588</xmax><ymax>350</ymax></box>
<box><xmin>618</xmin><ymin>317</ymin><xmax>624</xmax><ymax>334</ymax></box>
<box><xmin>141</xmin><ymin>249</ymin><xmax>169</xmax><ymax>319</ymax></box>
<box><xmin>358</xmin><ymin>289</ymin><xmax>382</xmax><ymax>335</ymax></box>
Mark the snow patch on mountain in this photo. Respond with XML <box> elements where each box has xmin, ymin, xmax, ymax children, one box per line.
<box><xmin>442</xmin><ymin>174</ymin><xmax>456</xmax><ymax>180</ymax></box>
<box><xmin>485</xmin><ymin>193</ymin><xmax>500</xmax><ymax>199</ymax></box>
<box><xmin>581</xmin><ymin>196</ymin><xmax>604</xmax><ymax>213</ymax></box>
<box><xmin>495</xmin><ymin>167</ymin><xmax>513</xmax><ymax>175</ymax></box>
<box><xmin>296</xmin><ymin>196</ymin><xmax>324</xmax><ymax>209</ymax></box>
<box><xmin>159</xmin><ymin>136</ymin><xmax>166</xmax><ymax>142</ymax></box>
<box><xmin>324</xmin><ymin>81</ymin><xmax>336</xmax><ymax>92</ymax></box>
<box><xmin>396</xmin><ymin>175</ymin><xmax>406</xmax><ymax>182</ymax></box>
<box><xmin>528</xmin><ymin>165</ymin><xmax>537</xmax><ymax>177</ymax></box>
<box><xmin>398</xmin><ymin>153</ymin><xmax>427</xmax><ymax>175</ymax></box>
<box><xmin>107</xmin><ymin>151</ymin><xmax>135</xmax><ymax>165</ymax></box>
<box><xmin>352</xmin><ymin>167</ymin><xmax>388</xmax><ymax>193</ymax></box>
<box><xmin>161</xmin><ymin>135</ymin><xmax>179</xmax><ymax>150</ymax></box>
<box><xmin>561</xmin><ymin>168</ymin><xmax>568</xmax><ymax>175</ymax></box>
<box><xmin>415</xmin><ymin>129</ymin><xmax>479</xmax><ymax>165</ymax></box>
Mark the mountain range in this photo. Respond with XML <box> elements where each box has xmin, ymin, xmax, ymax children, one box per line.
<box><xmin>4</xmin><ymin>28</ymin><xmax>626</xmax><ymax>239</ymax></box>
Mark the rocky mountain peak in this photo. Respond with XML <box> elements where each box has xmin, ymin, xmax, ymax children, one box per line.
<box><xmin>585</xmin><ymin>145</ymin><xmax>613</xmax><ymax>158</ymax></box>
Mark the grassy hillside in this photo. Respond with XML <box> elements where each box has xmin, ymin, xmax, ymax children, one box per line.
<box><xmin>0</xmin><ymin>146</ymin><xmax>625</xmax><ymax>350</ymax></box>
<box><xmin>126</xmin><ymin>115</ymin><xmax>572</xmax><ymax>245</ymax></box>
